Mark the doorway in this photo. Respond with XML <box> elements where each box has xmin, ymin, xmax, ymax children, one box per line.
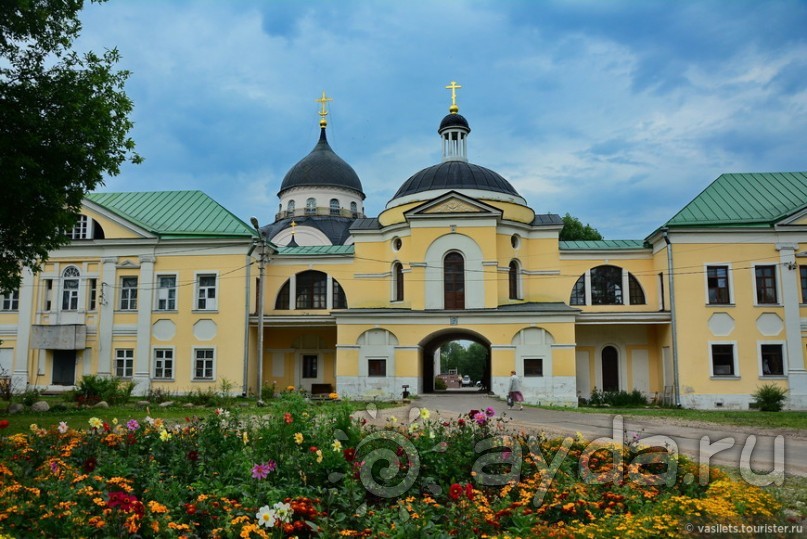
<box><xmin>421</xmin><ymin>330</ymin><xmax>490</xmax><ymax>393</ymax></box>
<box><xmin>601</xmin><ymin>346</ymin><xmax>619</xmax><ymax>392</ymax></box>
<box><xmin>52</xmin><ymin>350</ymin><xmax>77</xmax><ymax>386</ymax></box>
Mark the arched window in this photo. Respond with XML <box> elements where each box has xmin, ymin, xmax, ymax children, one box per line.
<box><xmin>628</xmin><ymin>274</ymin><xmax>646</xmax><ymax>305</ymax></box>
<box><xmin>590</xmin><ymin>265</ymin><xmax>623</xmax><ymax>305</ymax></box>
<box><xmin>508</xmin><ymin>260</ymin><xmax>520</xmax><ymax>300</ymax></box>
<box><xmin>350</xmin><ymin>201</ymin><xmax>358</xmax><ymax>217</ymax></box>
<box><xmin>330</xmin><ymin>198</ymin><xmax>340</xmax><ymax>216</ymax></box>
<box><xmin>570</xmin><ymin>275</ymin><xmax>586</xmax><ymax>305</ymax></box>
<box><xmin>286</xmin><ymin>200</ymin><xmax>295</xmax><ymax>217</ymax></box>
<box><xmin>61</xmin><ymin>266</ymin><xmax>80</xmax><ymax>310</ymax></box>
<box><xmin>392</xmin><ymin>262</ymin><xmax>404</xmax><ymax>302</ymax></box>
<box><xmin>296</xmin><ymin>270</ymin><xmax>327</xmax><ymax>309</ymax></box>
<box><xmin>332</xmin><ymin>279</ymin><xmax>347</xmax><ymax>309</ymax></box>
<box><xmin>443</xmin><ymin>252</ymin><xmax>465</xmax><ymax>309</ymax></box>
<box><xmin>305</xmin><ymin>198</ymin><xmax>316</xmax><ymax>215</ymax></box>
<box><xmin>275</xmin><ymin>280</ymin><xmax>290</xmax><ymax>310</ymax></box>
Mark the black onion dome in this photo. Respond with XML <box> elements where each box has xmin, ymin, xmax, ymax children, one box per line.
<box><xmin>392</xmin><ymin>161</ymin><xmax>521</xmax><ymax>199</ymax></box>
<box><xmin>439</xmin><ymin>113</ymin><xmax>470</xmax><ymax>131</ymax></box>
<box><xmin>278</xmin><ymin>129</ymin><xmax>364</xmax><ymax>197</ymax></box>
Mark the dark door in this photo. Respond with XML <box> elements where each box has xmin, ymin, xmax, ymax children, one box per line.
<box><xmin>52</xmin><ymin>350</ymin><xmax>76</xmax><ymax>386</ymax></box>
<box><xmin>601</xmin><ymin>346</ymin><xmax>619</xmax><ymax>392</ymax></box>
<box><xmin>444</xmin><ymin>252</ymin><xmax>465</xmax><ymax>309</ymax></box>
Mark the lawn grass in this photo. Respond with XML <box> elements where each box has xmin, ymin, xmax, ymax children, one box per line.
<box><xmin>546</xmin><ymin>405</ymin><xmax>807</xmax><ymax>430</ymax></box>
<box><xmin>0</xmin><ymin>395</ymin><xmax>400</xmax><ymax>435</ymax></box>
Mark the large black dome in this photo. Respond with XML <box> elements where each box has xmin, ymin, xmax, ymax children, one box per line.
<box><xmin>392</xmin><ymin>161</ymin><xmax>521</xmax><ymax>199</ymax></box>
<box><xmin>439</xmin><ymin>113</ymin><xmax>470</xmax><ymax>131</ymax></box>
<box><xmin>278</xmin><ymin>129</ymin><xmax>364</xmax><ymax>197</ymax></box>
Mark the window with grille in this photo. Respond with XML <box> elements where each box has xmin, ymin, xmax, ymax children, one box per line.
<box><xmin>707</xmin><ymin>266</ymin><xmax>730</xmax><ymax>305</ymax></box>
<box><xmin>194</xmin><ymin>348</ymin><xmax>215</xmax><ymax>380</ymax></box>
<box><xmin>755</xmin><ymin>265</ymin><xmax>777</xmax><ymax>304</ymax></box>
<box><xmin>196</xmin><ymin>274</ymin><xmax>217</xmax><ymax>310</ymax></box>
<box><xmin>154</xmin><ymin>349</ymin><xmax>173</xmax><ymax>379</ymax></box>
<box><xmin>62</xmin><ymin>266</ymin><xmax>80</xmax><ymax>311</ymax></box>
<box><xmin>115</xmin><ymin>349</ymin><xmax>133</xmax><ymax>378</ymax></box>
<box><xmin>157</xmin><ymin>275</ymin><xmax>177</xmax><ymax>310</ymax></box>
<box><xmin>119</xmin><ymin>277</ymin><xmax>138</xmax><ymax>310</ymax></box>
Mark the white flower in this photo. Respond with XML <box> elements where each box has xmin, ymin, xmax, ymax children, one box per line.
<box><xmin>57</xmin><ymin>421</ymin><xmax>68</xmax><ymax>434</ymax></box>
<box><xmin>273</xmin><ymin>501</ymin><xmax>293</xmax><ymax>522</ymax></box>
<box><xmin>256</xmin><ymin>505</ymin><xmax>277</xmax><ymax>528</ymax></box>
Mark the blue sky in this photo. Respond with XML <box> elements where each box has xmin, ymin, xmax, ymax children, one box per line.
<box><xmin>77</xmin><ymin>0</ymin><xmax>807</xmax><ymax>239</ymax></box>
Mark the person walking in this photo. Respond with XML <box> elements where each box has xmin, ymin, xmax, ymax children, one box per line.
<box><xmin>508</xmin><ymin>370</ymin><xmax>524</xmax><ymax>410</ymax></box>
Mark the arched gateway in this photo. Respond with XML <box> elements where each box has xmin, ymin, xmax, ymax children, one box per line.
<box><xmin>420</xmin><ymin>329</ymin><xmax>491</xmax><ymax>393</ymax></box>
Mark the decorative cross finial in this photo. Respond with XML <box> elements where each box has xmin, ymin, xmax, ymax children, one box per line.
<box><xmin>445</xmin><ymin>80</ymin><xmax>461</xmax><ymax>113</ymax></box>
<box><xmin>290</xmin><ymin>220</ymin><xmax>297</xmax><ymax>234</ymax></box>
<box><xmin>316</xmin><ymin>90</ymin><xmax>333</xmax><ymax>127</ymax></box>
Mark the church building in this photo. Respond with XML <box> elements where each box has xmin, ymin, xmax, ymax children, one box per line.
<box><xmin>1</xmin><ymin>84</ymin><xmax>805</xmax><ymax>410</ymax></box>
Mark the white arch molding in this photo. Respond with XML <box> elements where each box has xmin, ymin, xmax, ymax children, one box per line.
<box><xmin>423</xmin><ymin>233</ymin><xmax>484</xmax><ymax>309</ymax></box>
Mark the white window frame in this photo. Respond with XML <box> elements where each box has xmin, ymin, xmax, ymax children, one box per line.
<box><xmin>0</xmin><ymin>290</ymin><xmax>19</xmax><ymax>311</ymax></box>
<box><xmin>68</xmin><ymin>214</ymin><xmax>91</xmax><ymax>240</ymax></box>
<box><xmin>61</xmin><ymin>266</ymin><xmax>80</xmax><ymax>311</ymax></box>
<box><xmin>524</xmin><ymin>357</ymin><xmax>544</xmax><ymax>377</ymax></box>
<box><xmin>153</xmin><ymin>347</ymin><xmax>175</xmax><ymax>380</ymax></box>
<box><xmin>119</xmin><ymin>276</ymin><xmax>138</xmax><ymax>311</ymax></box>
<box><xmin>192</xmin><ymin>347</ymin><xmax>216</xmax><ymax>381</ymax></box>
<box><xmin>87</xmin><ymin>279</ymin><xmax>97</xmax><ymax>311</ymax></box>
<box><xmin>115</xmin><ymin>348</ymin><xmax>134</xmax><ymax>378</ymax></box>
<box><xmin>195</xmin><ymin>272</ymin><xmax>218</xmax><ymax>311</ymax></box>
<box><xmin>751</xmin><ymin>263</ymin><xmax>780</xmax><ymax>306</ymax></box>
<box><xmin>758</xmin><ymin>341</ymin><xmax>787</xmax><ymax>377</ymax></box>
<box><xmin>709</xmin><ymin>341</ymin><xmax>739</xmax><ymax>378</ymax></box>
<box><xmin>368</xmin><ymin>357</ymin><xmax>387</xmax><ymax>377</ymax></box>
<box><xmin>704</xmin><ymin>263</ymin><xmax>734</xmax><ymax>305</ymax></box>
<box><xmin>156</xmin><ymin>274</ymin><xmax>178</xmax><ymax>311</ymax></box>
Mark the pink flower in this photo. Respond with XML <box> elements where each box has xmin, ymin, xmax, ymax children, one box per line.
<box><xmin>473</xmin><ymin>412</ymin><xmax>487</xmax><ymax>425</ymax></box>
<box><xmin>126</xmin><ymin>419</ymin><xmax>139</xmax><ymax>431</ymax></box>
<box><xmin>485</xmin><ymin>407</ymin><xmax>495</xmax><ymax>417</ymax></box>
<box><xmin>251</xmin><ymin>460</ymin><xmax>277</xmax><ymax>479</ymax></box>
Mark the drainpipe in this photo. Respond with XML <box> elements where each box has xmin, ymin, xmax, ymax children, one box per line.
<box><xmin>662</xmin><ymin>228</ymin><xmax>681</xmax><ymax>407</ymax></box>
<box><xmin>242</xmin><ymin>250</ymin><xmax>253</xmax><ymax>397</ymax></box>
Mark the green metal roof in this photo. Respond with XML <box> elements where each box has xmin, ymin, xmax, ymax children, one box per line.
<box><xmin>275</xmin><ymin>245</ymin><xmax>355</xmax><ymax>256</ymax></box>
<box><xmin>559</xmin><ymin>240</ymin><xmax>648</xmax><ymax>250</ymax></box>
<box><xmin>86</xmin><ymin>191</ymin><xmax>256</xmax><ymax>238</ymax></box>
<box><xmin>666</xmin><ymin>172</ymin><xmax>807</xmax><ymax>228</ymax></box>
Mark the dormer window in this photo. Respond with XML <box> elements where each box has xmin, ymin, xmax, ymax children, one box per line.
<box><xmin>68</xmin><ymin>215</ymin><xmax>89</xmax><ymax>240</ymax></box>
<box><xmin>306</xmin><ymin>198</ymin><xmax>316</xmax><ymax>215</ymax></box>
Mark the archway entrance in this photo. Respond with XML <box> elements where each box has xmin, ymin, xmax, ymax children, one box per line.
<box><xmin>421</xmin><ymin>330</ymin><xmax>491</xmax><ymax>393</ymax></box>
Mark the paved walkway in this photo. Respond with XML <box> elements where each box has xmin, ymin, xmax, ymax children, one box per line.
<box><xmin>359</xmin><ymin>393</ymin><xmax>807</xmax><ymax>478</ymax></box>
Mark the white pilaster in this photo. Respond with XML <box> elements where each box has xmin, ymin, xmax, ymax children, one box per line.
<box><xmin>97</xmin><ymin>257</ymin><xmax>117</xmax><ymax>377</ymax></box>
<box><xmin>13</xmin><ymin>268</ymin><xmax>34</xmax><ymax>389</ymax></box>
<box><xmin>133</xmin><ymin>255</ymin><xmax>155</xmax><ymax>395</ymax></box>
<box><xmin>778</xmin><ymin>243</ymin><xmax>806</xmax><ymax>409</ymax></box>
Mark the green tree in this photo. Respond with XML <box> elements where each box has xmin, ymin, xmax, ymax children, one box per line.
<box><xmin>0</xmin><ymin>0</ymin><xmax>140</xmax><ymax>293</ymax></box>
<box><xmin>559</xmin><ymin>213</ymin><xmax>603</xmax><ymax>241</ymax></box>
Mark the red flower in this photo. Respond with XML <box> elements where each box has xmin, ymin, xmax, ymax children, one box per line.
<box><xmin>309</xmin><ymin>446</ymin><xmax>318</xmax><ymax>453</ymax></box>
<box><xmin>284</xmin><ymin>412</ymin><xmax>293</xmax><ymax>424</ymax></box>
<box><xmin>343</xmin><ymin>448</ymin><xmax>356</xmax><ymax>462</ymax></box>
<box><xmin>465</xmin><ymin>483</ymin><xmax>474</xmax><ymax>500</ymax></box>
<box><xmin>185</xmin><ymin>503</ymin><xmax>197</xmax><ymax>515</ymax></box>
<box><xmin>82</xmin><ymin>456</ymin><xmax>97</xmax><ymax>473</ymax></box>
<box><xmin>0</xmin><ymin>419</ymin><xmax>9</xmax><ymax>429</ymax></box>
<box><xmin>187</xmin><ymin>450</ymin><xmax>199</xmax><ymax>462</ymax></box>
<box><xmin>457</xmin><ymin>418</ymin><xmax>466</xmax><ymax>427</ymax></box>
<box><xmin>448</xmin><ymin>483</ymin><xmax>463</xmax><ymax>501</ymax></box>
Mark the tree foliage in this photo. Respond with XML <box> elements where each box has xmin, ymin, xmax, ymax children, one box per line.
<box><xmin>440</xmin><ymin>341</ymin><xmax>487</xmax><ymax>384</ymax></box>
<box><xmin>0</xmin><ymin>0</ymin><xmax>140</xmax><ymax>292</ymax></box>
<box><xmin>559</xmin><ymin>213</ymin><xmax>603</xmax><ymax>241</ymax></box>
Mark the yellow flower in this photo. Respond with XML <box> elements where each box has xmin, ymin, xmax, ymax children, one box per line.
<box><xmin>88</xmin><ymin>417</ymin><xmax>103</xmax><ymax>429</ymax></box>
<box><xmin>159</xmin><ymin>429</ymin><xmax>172</xmax><ymax>442</ymax></box>
<box><xmin>316</xmin><ymin>449</ymin><xmax>323</xmax><ymax>463</ymax></box>
<box><xmin>286</xmin><ymin>385</ymin><xmax>295</xmax><ymax>392</ymax></box>
<box><xmin>329</xmin><ymin>392</ymin><xmax>339</xmax><ymax>400</ymax></box>
<box><xmin>147</xmin><ymin>501</ymin><xmax>168</xmax><ymax>514</ymax></box>
<box><xmin>242</xmin><ymin>431</ymin><xmax>249</xmax><ymax>444</ymax></box>
<box><xmin>294</xmin><ymin>432</ymin><xmax>304</xmax><ymax>444</ymax></box>
<box><xmin>112</xmin><ymin>418</ymin><xmax>118</xmax><ymax>425</ymax></box>
<box><xmin>419</xmin><ymin>408</ymin><xmax>431</xmax><ymax>420</ymax></box>
<box><xmin>331</xmin><ymin>439</ymin><xmax>343</xmax><ymax>452</ymax></box>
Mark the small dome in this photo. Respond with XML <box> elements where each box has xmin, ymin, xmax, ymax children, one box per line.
<box><xmin>391</xmin><ymin>161</ymin><xmax>521</xmax><ymax>200</ymax></box>
<box><xmin>439</xmin><ymin>113</ymin><xmax>470</xmax><ymax>132</ymax></box>
<box><xmin>278</xmin><ymin>129</ymin><xmax>364</xmax><ymax>197</ymax></box>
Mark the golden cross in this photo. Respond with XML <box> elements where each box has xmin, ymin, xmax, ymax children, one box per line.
<box><xmin>290</xmin><ymin>220</ymin><xmax>297</xmax><ymax>234</ymax></box>
<box><xmin>315</xmin><ymin>90</ymin><xmax>333</xmax><ymax>125</ymax></box>
<box><xmin>445</xmin><ymin>81</ymin><xmax>462</xmax><ymax>107</ymax></box>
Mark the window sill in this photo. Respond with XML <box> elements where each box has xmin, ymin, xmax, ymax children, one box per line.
<box><xmin>154</xmin><ymin>309</ymin><xmax>178</xmax><ymax>313</ymax></box>
<box><xmin>192</xmin><ymin>378</ymin><xmax>215</xmax><ymax>382</ymax></box>
<box><xmin>760</xmin><ymin>375</ymin><xmax>787</xmax><ymax>379</ymax></box>
<box><xmin>191</xmin><ymin>310</ymin><xmax>219</xmax><ymax>314</ymax></box>
<box><xmin>152</xmin><ymin>378</ymin><xmax>174</xmax><ymax>382</ymax></box>
<box><xmin>710</xmin><ymin>375</ymin><xmax>740</xmax><ymax>380</ymax></box>
<box><xmin>706</xmin><ymin>304</ymin><xmax>735</xmax><ymax>308</ymax></box>
<box><xmin>754</xmin><ymin>304</ymin><xmax>782</xmax><ymax>308</ymax></box>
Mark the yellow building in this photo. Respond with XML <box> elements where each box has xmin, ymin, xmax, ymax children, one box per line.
<box><xmin>0</xmin><ymin>191</ymin><xmax>256</xmax><ymax>396</ymax></box>
<box><xmin>2</xmin><ymin>89</ymin><xmax>805</xmax><ymax>409</ymax></box>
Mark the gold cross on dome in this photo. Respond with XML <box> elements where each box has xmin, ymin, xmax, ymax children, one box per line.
<box><xmin>316</xmin><ymin>90</ymin><xmax>333</xmax><ymax>126</ymax></box>
<box><xmin>290</xmin><ymin>220</ymin><xmax>297</xmax><ymax>234</ymax></box>
<box><xmin>445</xmin><ymin>80</ymin><xmax>462</xmax><ymax>107</ymax></box>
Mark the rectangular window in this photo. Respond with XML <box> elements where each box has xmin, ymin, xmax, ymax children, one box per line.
<box><xmin>115</xmin><ymin>349</ymin><xmax>134</xmax><ymax>378</ymax></box>
<box><xmin>120</xmin><ymin>277</ymin><xmax>138</xmax><ymax>310</ymax></box>
<box><xmin>193</xmin><ymin>348</ymin><xmax>214</xmax><ymax>380</ymax></box>
<box><xmin>755</xmin><ymin>265</ymin><xmax>778</xmax><ymax>304</ymax></box>
<box><xmin>800</xmin><ymin>266</ymin><xmax>807</xmax><ymax>304</ymax></box>
<box><xmin>524</xmin><ymin>358</ymin><xmax>544</xmax><ymax>377</ymax></box>
<box><xmin>368</xmin><ymin>359</ymin><xmax>387</xmax><ymax>377</ymax></box>
<box><xmin>196</xmin><ymin>274</ymin><xmax>217</xmax><ymax>310</ymax></box>
<box><xmin>761</xmin><ymin>344</ymin><xmax>784</xmax><ymax>376</ymax></box>
<box><xmin>711</xmin><ymin>344</ymin><xmax>736</xmax><ymax>376</ymax></box>
<box><xmin>157</xmin><ymin>275</ymin><xmax>177</xmax><ymax>310</ymax></box>
<box><xmin>45</xmin><ymin>279</ymin><xmax>53</xmax><ymax>311</ymax></box>
<box><xmin>706</xmin><ymin>265</ymin><xmax>730</xmax><ymax>305</ymax></box>
<box><xmin>62</xmin><ymin>279</ymin><xmax>79</xmax><ymax>311</ymax></box>
<box><xmin>67</xmin><ymin>215</ymin><xmax>89</xmax><ymax>240</ymax></box>
<box><xmin>88</xmin><ymin>279</ymin><xmax>97</xmax><ymax>311</ymax></box>
<box><xmin>154</xmin><ymin>348</ymin><xmax>174</xmax><ymax>379</ymax></box>
<box><xmin>0</xmin><ymin>290</ymin><xmax>19</xmax><ymax>311</ymax></box>
<box><xmin>659</xmin><ymin>272</ymin><xmax>665</xmax><ymax>311</ymax></box>
<box><xmin>302</xmin><ymin>354</ymin><xmax>318</xmax><ymax>379</ymax></box>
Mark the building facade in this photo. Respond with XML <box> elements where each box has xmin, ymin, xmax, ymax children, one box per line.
<box><xmin>1</xmin><ymin>92</ymin><xmax>805</xmax><ymax>409</ymax></box>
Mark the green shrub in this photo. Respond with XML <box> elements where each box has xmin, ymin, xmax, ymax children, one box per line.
<box><xmin>752</xmin><ymin>383</ymin><xmax>787</xmax><ymax>412</ymax></box>
<box><xmin>587</xmin><ymin>388</ymin><xmax>647</xmax><ymax>407</ymax></box>
<box><xmin>20</xmin><ymin>388</ymin><xmax>41</xmax><ymax>407</ymax></box>
<box><xmin>73</xmin><ymin>375</ymin><xmax>134</xmax><ymax>406</ymax></box>
<box><xmin>434</xmin><ymin>377</ymin><xmax>447</xmax><ymax>391</ymax></box>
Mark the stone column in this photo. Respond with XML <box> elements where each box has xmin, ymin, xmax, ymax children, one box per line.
<box><xmin>133</xmin><ymin>256</ymin><xmax>155</xmax><ymax>395</ymax></box>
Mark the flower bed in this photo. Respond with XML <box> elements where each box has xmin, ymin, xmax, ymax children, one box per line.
<box><xmin>0</xmin><ymin>394</ymin><xmax>784</xmax><ymax>537</ymax></box>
